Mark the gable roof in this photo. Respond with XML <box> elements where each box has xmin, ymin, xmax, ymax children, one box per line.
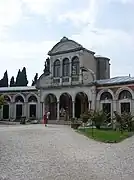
<box><xmin>48</xmin><ymin>37</ymin><xmax>95</xmax><ymax>56</ymax></box>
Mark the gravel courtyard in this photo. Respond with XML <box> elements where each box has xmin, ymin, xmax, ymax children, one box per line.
<box><xmin>0</xmin><ymin>124</ymin><xmax>134</xmax><ymax>180</ymax></box>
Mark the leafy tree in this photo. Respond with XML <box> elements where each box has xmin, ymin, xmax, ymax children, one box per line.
<box><xmin>0</xmin><ymin>95</ymin><xmax>5</xmax><ymax>109</ymax></box>
<box><xmin>31</xmin><ymin>73</ymin><xmax>38</xmax><ymax>86</ymax></box>
<box><xmin>10</xmin><ymin>76</ymin><xmax>15</xmax><ymax>87</ymax></box>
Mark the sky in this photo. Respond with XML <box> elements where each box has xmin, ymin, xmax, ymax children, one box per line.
<box><xmin>0</xmin><ymin>0</ymin><xmax>134</xmax><ymax>85</ymax></box>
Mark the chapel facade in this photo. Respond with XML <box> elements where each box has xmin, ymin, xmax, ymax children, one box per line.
<box><xmin>0</xmin><ymin>37</ymin><xmax>134</xmax><ymax>123</ymax></box>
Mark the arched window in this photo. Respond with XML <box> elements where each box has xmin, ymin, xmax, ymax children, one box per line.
<box><xmin>100</xmin><ymin>92</ymin><xmax>112</xmax><ymax>100</ymax></box>
<box><xmin>119</xmin><ymin>90</ymin><xmax>132</xmax><ymax>100</ymax></box>
<box><xmin>28</xmin><ymin>95</ymin><xmax>37</xmax><ymax>102</ymax></box>
<box><xmin>53</xmin><ymin>60</ymin><xmax>60</xmax><ymax>77</ymax></box>
<box><xmin>63</xmin><ymin>58</ymin><xmax>70</xmax><ymax>76</ymax></box>
<box><xmin>72</xmin><ymin>57</ymin><xmax>79</xmax><ymax>75</ymax></box>
<box><xmin>15</xmin><ymin>95</ymin><xmax>24</xmax><ymax>103</ymax></box>
<box><xmin>4</xmin><ymin>95</ymin><xmax>11</xmax><ymax>102</ymax></box>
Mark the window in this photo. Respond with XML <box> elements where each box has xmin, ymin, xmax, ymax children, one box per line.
<box><xmin>63</xmin><ymin>58</ymin><xmax>70</xmax><ymax>76</ymax></box>
<box><xmin>72</xmin><ymin>57</ymin><xmax>79</xmax><ymax>75</ymax></box>
<box><xmin>100</xmin><ymin>92</ymin><xmax>112</xmax><ymax>101</ymax></box>
<box><xmin>53</xmin><ymin>60</ymin><xmax>60</xmax><ymax>77</ymax></box>
<box><xmin>118</xmin><ymin>90</ymin><xmax>132</xmax><ymax>100</ymax></box>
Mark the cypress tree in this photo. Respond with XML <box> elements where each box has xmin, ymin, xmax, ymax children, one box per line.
<box><xmin>2</xmin><ymin>71</ymin><xmax>8</xmax><ymax>87</ymax></box>
<box><xmin>31</xmin><ymin>73</ymin><xmax>38</xmax><ymax>86</ymax></box>
<box><xmin>10</xmin><ymin>76</ymin><xmax>15</xmax><ymax>87</ymax></box>
<box><xmin>21</xmin><ymin>67</ymin><xmax>28</xmax><ymax>86</ymax></box>
<box><xmin>15</xmin><ymin>69</ymin><xmax>21</xmax><ymax>86</ymax></box>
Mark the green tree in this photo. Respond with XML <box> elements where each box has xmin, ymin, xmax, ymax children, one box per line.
<box><xmin>0</xmin><ymin>95</ymin><xmax>5</xmax><ymax>109</ymax></box>
<box><xmin>21</xmin><ymin>67</ymin><xmax>28</xmax><ymax>86</ymax></box>
<box><xmin>15</xmin><ymin>69</ymin><xmax>21</xmax><ymax>86</ymax></box>
<box><xmin>31</xmin><ymin>73</ymin><xmax>38</xmax><ymax>86</ymax></box>
<box><xmin>0</xmin><ymin>71</ymin><xmax>8</xmax><ymax>87</ymax></box>
<box><xmin>10</xmin><ymin>76</ymin><xmax>15</xmax><ymax>87</ymax></box>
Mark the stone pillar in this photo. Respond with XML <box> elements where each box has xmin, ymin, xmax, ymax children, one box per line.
<box><xmin>91</xmin><ymin>86</ymin><xmax>96</xmax><ymax>110</ymax></box>
<box><xmin>88</xmin><ymin>100</ymin><xmax>92</xmax><ymax>111</ymax></box>
<box><xmin>57</xmin><ymin>101</ymin><xmax>59</xmax><ymax>120</ymax></box>
<box><xmin>69</xmin><ymin>58</ymin><xmax>72</xmax><ymax>84</ymax></box>
<box><xmin>72</xmin><ymin>101</ymin><xmax>75</xmax><ymax>118</ymax></box>
<box><xmin>13</xmin><ymin>103</ymin><xmax>16</xmax><ymax>119</ymax></box>
<box><xmin>40</xmin><ymin>102</ymin><xmax>43</xmax><ymax>120</ymax></box>
<box><xmin>23</xmin><ymin>102</ymin><xmax>27</xmax><ymax>117</ymax></box>
<box><xmin>131</xmin><ymin>99</ymin><xmax>134</xmax><ymax>116</ymax></box>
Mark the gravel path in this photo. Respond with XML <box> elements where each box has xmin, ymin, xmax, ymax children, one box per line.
<box><xmin>0</xmin><ymin>124</ymin><xmax>134</xmax><ymax>180</ymax></box>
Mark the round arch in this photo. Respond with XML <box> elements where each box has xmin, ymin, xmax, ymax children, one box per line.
<box><xmin>13</xmin><ymin>93</ymin><xmax>25</xmax><ymax>103</ymax></box>
<box><xmin>75</xmin><ymin>92</ymin><xmax>88</xmax><ymax>118</ymax></box>
<box><xmin>2</xmin><ymin>95</ymin><xmax>11</xmax><ymax>120</ymax></box>
<box><xmin>45</xmin><ymin>93</ymin><xmax>57</xmax><ymax>120</ymax></box>
<box><xmin>53</xmin><ymin>59</ymin><xmax>60</xmax><ymax>77</ymax></box>
<box><xmin>62</xmin><ymin>58</ymin><xmax>70</xmax><ymax>77</ymax></box>
<box><xmin>4</xmin><ymin>95</ymin><xmax>12</xmax><ymax>102</ymax></box>
<box><xmin>26</xmin><ymin>93</ymin><xmax>38</xmax><ymax>102</ymax></box>
<box><xmin>97</xmin><ymin>89</ymin><xmax>114</xmax><ymax>101</ymax></box>
<box><xmin>115</xmin><ymin>87</ymin><xmax>134</xmax><ymax>100</ymax></box>
<box><xmin>72</xmin><ymin>56</ymin><xmax>79</xmax><ymax>75</ymax></box>
<box><xmin>59</xmin><ymin>93</ymin><xmax>72</xmax><ymax>120</ymax></box>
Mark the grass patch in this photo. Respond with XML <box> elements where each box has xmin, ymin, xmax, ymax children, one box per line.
<box><xmin>78</xmin><ymin>128</ymin><xmax>134</xmax><ymax>143</ymax></box>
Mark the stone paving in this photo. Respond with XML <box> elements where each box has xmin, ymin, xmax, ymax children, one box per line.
<box><xmin>0</xmin><ymin>124</ymin><xmax>134</xmax><ymax>180</ymax></box>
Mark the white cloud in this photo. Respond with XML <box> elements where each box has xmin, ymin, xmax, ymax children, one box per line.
<box><xmin>0</xmin><ymin>0</ymin><xmax>22</xmax><ymax>38</ymax></box>
<box><xmin>72</xmin><ymin>25</ymin><xmax>134</xmax><ymax>77</ymax></box>
<box><xmin>0</xmin><ymin>40</ymin><xmax>57</xmax><ymax>83</ymax></box>
<box><xmin>22</xmin><ymin>0</ymin><xmax>65</xmax><ymax>16</ymax></box>
<box><xmin>108</xmin><ymin>0</ymin><xmax>134</xmax><ymax>4</ymax></box>
<box><xmin>58</xmin><ymin>0</ymin><xmax>99</xmax><ymax>27</ymax></box>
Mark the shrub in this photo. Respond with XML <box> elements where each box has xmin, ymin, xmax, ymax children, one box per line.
<box><xmin>0</xmin><ymin>95</ymin><xmax>5</xmax><ymax>109</ymax></box>
<box><xmin>80</xmin><ymin>113</ymin><xmax>89</xmax><ymax>124</ymax></box>
<box><xmin>90</xmin><ymin>110</ymin><xmax>106</xmax><ymax>129</ymax></box>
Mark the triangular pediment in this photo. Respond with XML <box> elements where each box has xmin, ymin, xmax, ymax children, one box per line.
<box><xmin>48</xmin><ymin>37</ymin><xmax>83</xmax><ymax>56</ymax></box>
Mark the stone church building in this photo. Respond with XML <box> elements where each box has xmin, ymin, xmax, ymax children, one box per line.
<box><xmin>0</xmin><ymin>37</ymin><xmax>134</xmax><ymax>123</ymax></box>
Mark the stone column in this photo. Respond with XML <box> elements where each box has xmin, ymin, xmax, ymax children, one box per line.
<box><xmin>40</xmin><ymin>102</ymin><xmax>43</xmax><ymax>120</ymax></box>
<box><xmin>72</xmin><ymin>101</ymin><xmax>75</xmax><ymax>118</ymax></box>
<box><xmin>69</xmin><ymin>58</ymin><xmax>72</xmax><ymax>84</ymax></box>
<box><xmin>57</xmin><ymin>101</ymin><xmax>60</xmax><ymax>121</ymax></box>
<box><xmin>10</xmin><ymin>102</ymin><xmax>14</xmax><ymax>120</ymax></box>
<box><xmin>23</xmin><ymin>102</ymin><xmax>27</xmax><ymax>117</ymax></box>
<box><xmin>88</xmin><ymin>100</ymin><xmax>92</xmax><ymax>111</ymax></box>
<box><xmin>91</xmin><ymin>86</ymin><xmax>96</xmax><ymax>110</ymax></box>
<box><xmin>13</xmin><ymin>103</ymin><xmax>16</xmax><ymax>119</ymax></box>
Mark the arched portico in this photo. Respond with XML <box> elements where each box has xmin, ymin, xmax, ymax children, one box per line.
<box><xmin>99</xmin><ymin>91</ymin><xmax>113</xmax><ymax>122</ymax></box>
<box><xmin>59</xmin><ymin>93</ymin><xmax>72</xmax><ymax>120</ymax></box>
<box><xmin>117</xmin><ymin>89</ymin><xmax>133</xmax><ymax>114</ymax></box>
<box><xmin>45</xmin><ymin>94</ymin><xmax>57</xmax><ymax>120</ymax></box>
<box><xmin>28</xmin><ymin>95</ymin><xmax>38</xmax><ymax>119</ymax></box>
<box><xmin>2</xmin><ymin>95</ymin><xmax>11</xmax><ymax>120</ymax></box>
<box><xmin>75</xmin><ymin>92</ymin><xmax>88</xmax><ymax>118</ymax></box>
<box><xmin>14</xmin><ymin>94</ymin><xmax>25</xmax><ymax>120</ymax></box>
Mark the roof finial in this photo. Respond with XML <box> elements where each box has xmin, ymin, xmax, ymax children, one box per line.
<box><xmin>60</xmin><ymin>36</ymin><xmax>68</xmax><ymax>42</ymax></box>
